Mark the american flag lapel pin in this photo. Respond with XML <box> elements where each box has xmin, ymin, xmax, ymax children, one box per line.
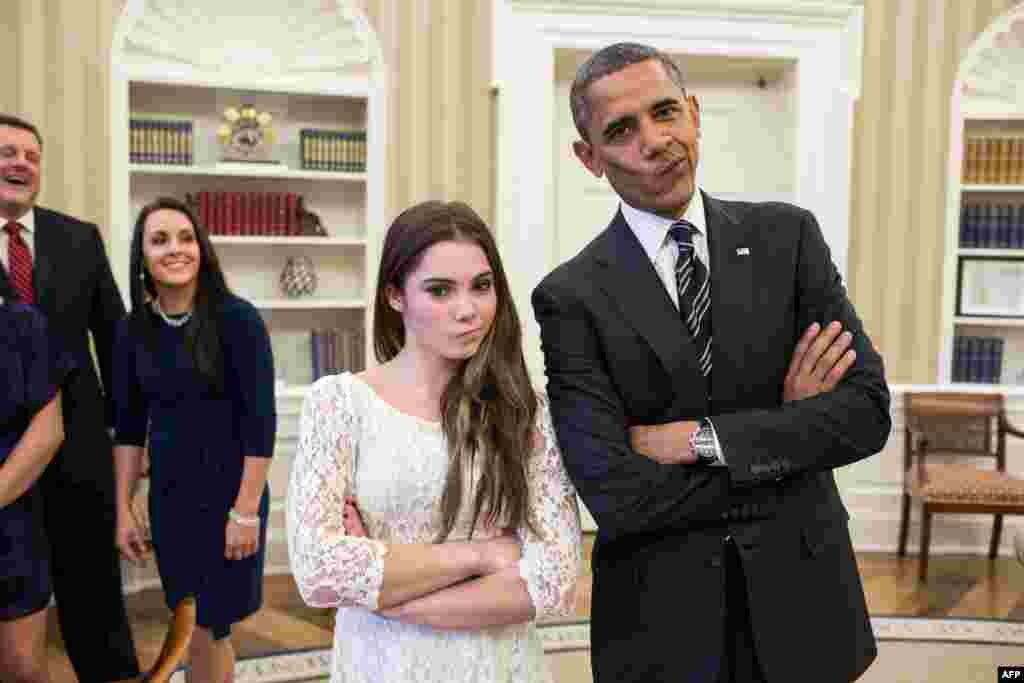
<box><xmin>736</xmin><ymin>247</ymin><xmax>750</xmax><ymax>256</ymax></box>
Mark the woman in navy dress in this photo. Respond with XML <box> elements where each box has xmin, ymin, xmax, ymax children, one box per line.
<box><xmin>112</xmin><ymin>197</ymin><xmax>276</xmax><ymax>682</ymax></box>
<box><xmin>0</xmin><ymin>298</ymin><xmax>74</xmax><ymax>683</ymax></box>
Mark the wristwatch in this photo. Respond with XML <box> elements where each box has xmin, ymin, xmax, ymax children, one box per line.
<box><xmin>689</xmin><ymin>418</ymin><xmax>720</xmax><ymax>466</ymax></box>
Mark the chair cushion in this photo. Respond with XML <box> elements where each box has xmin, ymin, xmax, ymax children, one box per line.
<box><xmin>909</xmin><ymin>464</ymin><xmax>1024</xmax><ymax>506</ymax></box>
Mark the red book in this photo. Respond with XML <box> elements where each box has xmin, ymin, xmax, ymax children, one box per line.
<box><xmin>198</xmin><ymin>191</ymin><xmax>210</xmax><ymax>232</ymax></box>
<box><xmin>225</xmin><ymin>192</ymin><xmax>235</xmax><ymax>235</ymax></box>
<box><xmin>212</xmin><ymin>192</ymin><xmax>224</xmax><ymax>235</ymax></box>
<box><xmin>272</xmin><ymin>193</ymin><xmax>283</xmax><ymax>236</ymax></box>
<box><xmin>252</xmin><ymin>192</ymin><xmax>262</xmax><ymax>236</ymax></box>
<box><xmin>243</xmin><ymin>192</ymin><xmax>253</xmax><ymax>236</ymax></box>
<box><xmin>232</xmin><ymin>192</ymin><xmax>242</xmax><ymax>235</ymax></box>
<box><xmin>285</xmin><ymin>193</ymin><xmax>298</xmax><ymax>236</ymax></box>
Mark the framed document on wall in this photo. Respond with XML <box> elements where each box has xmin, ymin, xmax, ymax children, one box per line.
<box><xmin>957</xmin><ymin>256</ymin><xmax>1024</xmax><ymax>317</ymax></box>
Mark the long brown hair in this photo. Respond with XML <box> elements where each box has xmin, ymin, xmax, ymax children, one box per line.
<box><xmin>373</xmin><ymin>201</ymin><xmax>538</xmax><ymax>541</ymax></box>
<box><xmin>128</xmin><ymin>196</ymin><xmax>232</xmax><ymax>392</ymax></box>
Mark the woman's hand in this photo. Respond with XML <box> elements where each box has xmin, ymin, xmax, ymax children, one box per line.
<box><xmin>343</xmin><ymin>496</ymin><xmax>369</xmax><ymax>537</ymax></box>
<box><xmin>225</xmin><ymin>513</ymin><xmax>260</xmax><ymax>561</ymax></box>
<box><xmin>116</xmin><ymin>505</ymin><xmax>150</xmax><ymax>566</ymax></box>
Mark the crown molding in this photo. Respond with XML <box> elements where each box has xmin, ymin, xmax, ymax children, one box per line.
<box><xmin>116</xmin><ymin>0</ymin><xmax>380</xmax><ymax>80</ymax></box>
<box><xmin>501</xmin><ymin>0</ymin><xmax>862</xmax><ymax>25</ymax></box>
<box><xmin>961</xmin><ymin>6</ymin><xmax>1024</xmax><ymax>113</ymax></box>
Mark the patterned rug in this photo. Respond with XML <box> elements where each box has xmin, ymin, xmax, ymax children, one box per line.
<box><xmin>163</xmin><ymin>616</ymin><xmax>1024</xmax><ymax>682</ymax></box>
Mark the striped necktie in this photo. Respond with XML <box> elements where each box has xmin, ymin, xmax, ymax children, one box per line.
<box><xmin>668</xmin><ymin>220</ymin><xmax>712</xmax><ymax>377</ymax></box>
<box><xmin>4</xmin><ymin>222</ymin><xmax>34</xmax><ymax>304</ymax></box>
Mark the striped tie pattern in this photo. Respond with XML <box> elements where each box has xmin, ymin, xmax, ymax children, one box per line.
<box><xmin>668</xmin><ymin>220</ymin><xmax>712</xmax><ymax>377</ymax></box>
<box><xmin>4</xmin><ymin>222</ymin><xmax>34</xmax><ymax>304</ymax></box>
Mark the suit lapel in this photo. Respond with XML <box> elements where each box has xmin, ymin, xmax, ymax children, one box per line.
<box><xmin>593</xmin><ymin>210</ymin><xmax>707</xmax><ymax>397</ymax></box>
<box><xmin>0</xmin><ymin>261</ymin><xmax>12</xmax><ymax>301</ymax></box>
<box><xmin>704</xmin><ymin>193</ymin><xmax>755</xmax><ymax>404</ymax></box>
<box><xmin>32</xmin><ymin>207</ymin><xmax>58</xmax><ymax>312</ymax></box>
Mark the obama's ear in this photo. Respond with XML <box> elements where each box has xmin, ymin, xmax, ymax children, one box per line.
<box><xmin>573</xmin><ymin>139</ymin><xmax>605</xmax><ymax>179</ymax></box>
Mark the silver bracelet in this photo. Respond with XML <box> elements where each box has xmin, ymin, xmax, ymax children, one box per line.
<box><xmin>228</xmin><ymin>509</ymin><xmax>261</xmax><ymax>527</ymax></box>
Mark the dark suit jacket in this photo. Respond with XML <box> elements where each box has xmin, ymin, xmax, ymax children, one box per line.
<box><xmin>532</xmin><ymin>193</ymin><xmax>891</xmax><ymax>683</ymax></box>
<box><xmin>0</xmin><ymin>206</ymin><xmax>125</xmax><ymax>484</ymax></box>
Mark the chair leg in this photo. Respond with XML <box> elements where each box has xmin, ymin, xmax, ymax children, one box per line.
<box><xmin>990</xmin><ymin>514</ymin><xmax>1004</xmax><ymax>559</ymax></box>
<box><xmin>919</xmin><ymin>508</ymin><xmax>933</xmax><ymax>582</ymax></box>
<box><xmin>898</xmin><ymin>492</ymin><xmax>911</xmax><ymax>556</ymax></box>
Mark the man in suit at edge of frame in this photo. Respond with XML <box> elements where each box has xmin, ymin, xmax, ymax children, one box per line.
<box><xmin>532</xmin><ymin>44</ymin><xmax>890</xmax><ymax>683</ymax></box>
<box><xmin>0</xmin><ymin>113</ymin><xmax>140</xmax><ymax>682</ymax></box>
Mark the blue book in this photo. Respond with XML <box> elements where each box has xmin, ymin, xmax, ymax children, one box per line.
<box><xmin>991</xmin><ymin>337</ymin><xmax>1005</xmax><ymax>384</ymax></box>
<box><xmin>959</xmin><ymin>205</ymin><xmax>970</xmax><ymax>247</ymax></box>
<box><xmin>982</xmin><ymin>205</ymin><xmax>996</xmax><ymax>247</ymax></box>
<box><xmin>1011</xmin><ymin>206</ymin><xmax>1019</xmax><ymax>252</ymax></box>
<box><xmin>967</xmin><ymin>337</ymin><xmax>983</xmax><ymax>383</ymax></box>
<box><xmin>952</xmin><ymin>336</ymin><xmax>965</xmax><ymax>382</ymax></box>
<box><xmin>311</xmin><ymin>331</ymin><xmax>322</xmax><ymax>381</ymax></box>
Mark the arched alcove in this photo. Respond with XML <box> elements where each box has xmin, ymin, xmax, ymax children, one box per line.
<box><xmin>939</xmin><ymin>2</ymin><xmax>1024</xmax><ymax>386</ymax></box>
<box><xmin>108</xmin><ymin>0</ymin><xmax>387</xmax><ymax>591</ymax></box>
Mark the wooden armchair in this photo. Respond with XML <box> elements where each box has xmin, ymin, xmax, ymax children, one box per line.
<box><xmin>898</xmin><ymin>392</ymin><xmax>1024</xmax><ymax>581</ymax></box>
<box><xmin>116</xmin><ymin>596</ymin><xmax>196</xmax><ymax>683</ymax></box>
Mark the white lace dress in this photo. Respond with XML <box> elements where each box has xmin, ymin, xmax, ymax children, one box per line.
<box><xmin>286</xmin><ymin>372</ymin><xmax>582</xmax><ymax>682</ymax></box>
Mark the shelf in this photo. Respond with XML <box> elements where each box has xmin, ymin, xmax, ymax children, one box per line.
<box><xmin>211</xmin><ymin>236</ymin><xmax>366</xmax><ymax>246</ymax></box>
<box><xmin>904</xmin><ymin>382</ymin><xmax>1024</xmax><ymax>394</ymax></box>
<box><xmin>958</xmin><ymin>248</ymin><xmax>1024</xmax><ymax>257</ymax></box>
<box><xmin>961</xmin><ymin>184</ymin><xmax>1024</xmax><ymax>192</ymax></box>
<box><xmin>130</xmin><ymin>163</ymin><xmax>366</xmax><ymax>182</ymax></box>
<box><xmin>954</xmin><ymin>316</ymin><xmax>1024</xmax><ymax>327</ymax></box>
<box><xmin>964</xmin><ymin>112</ymin><xmax>1024</xmax><ymax>121</ymax></box>
<box><xmin>253</xmin><ymin>298</ymin><xmax>365</xmax><ymax>310</ymax></box>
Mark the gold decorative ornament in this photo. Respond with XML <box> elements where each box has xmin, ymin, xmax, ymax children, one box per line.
<box><xmin>217</xmin><ymin>104</ymin><xmax>277</xmax><ymax>163</ymax></box>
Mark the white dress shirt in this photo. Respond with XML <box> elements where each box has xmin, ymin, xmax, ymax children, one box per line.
<box><xmin>620</xmin><ymin>188</ymin><xmax>709</xmax><ymax>311</ymax></box>
<box><xmin>618</xmin><ymin>189</ymin><xmax>725</xmax><ymax>465</ymax></box>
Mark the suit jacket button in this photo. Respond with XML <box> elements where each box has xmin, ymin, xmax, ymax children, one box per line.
<box><xmin>709</xmin><ymin>556</ymin><xmax>723</xmax><ymax>568</ymax></box>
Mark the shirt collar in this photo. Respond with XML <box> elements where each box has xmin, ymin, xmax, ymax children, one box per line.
<box><xmin>20</xmin><ymin>208</ymin><xmax>36</xmax><ymax>235</ymax></box>
<box><xmin>4</xmin><ymin>207</ymin><xmax>35</xmax><ymax>234</ymax></box>
<box><xmin>620</xmin><ymin>188</ymin><xmax>707</xmax><ymax>264</ymax></box>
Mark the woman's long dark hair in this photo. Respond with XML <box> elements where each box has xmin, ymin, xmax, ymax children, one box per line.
<box><xmin>373</xmin><ymin>201</ymin><xmax>539</xmax><ymax>541</ymax></box>
<box><xmin>128</xmin><ymin>197</ymin><xmax>232</xmax><ymax>391</ymax></box>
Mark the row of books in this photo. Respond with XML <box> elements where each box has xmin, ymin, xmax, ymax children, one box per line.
<box><xmin>130</xmin><ymin>119</ymin><xmax>194</xmax><ymax>165</ymax></box>
<box><xmin>962</xmin><ymin>137</ymin><xmax>1024</xmax><ymax>184</ymax></box>
<box><xmin>187</xmin><ymin>191</ymin><xmax>307</xmax><ymax>236</ymax></box>
<box><xmin>300</xmin><ymin>129</ymin><xmax>367</xmax><ymax>173</ymax></box>
<box><xmin>312</xmin><ymin>327</ymin><xmax>366</xmax><ymax>380</ymax></box>
<box><xmin>951</xmin><ymin>335</ymin><xmax>1005</xmax><ymax>384</ymax></box>
<box><xmin>959</xmin><ymin>203</ymin><xmax>1024</xmax><ymax>248</ymax></box>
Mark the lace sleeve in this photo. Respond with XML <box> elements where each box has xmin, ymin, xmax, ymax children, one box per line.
<box><xmin>517</xmin><ymin>394</ymin><xmax>582</xmax><ymax>619</ymax></box>
<box><xmin>287</xmin><ymin>375</ymin><xmax>388</xmax><ymax>610</ymax></box>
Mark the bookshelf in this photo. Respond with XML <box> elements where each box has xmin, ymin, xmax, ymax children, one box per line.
<box><xmin>110</xmin><ymin>3</ymin><xmax>385</xmax><ymax>404</ymax></box>
<box><xmin>943</xmin><ymin>117</ymin><xmax>1024</xmax><ymax>386</ymax></box>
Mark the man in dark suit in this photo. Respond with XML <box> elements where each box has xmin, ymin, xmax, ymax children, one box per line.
<box><xmin>0</xmin><ymin>114</ymin><xmax>139</xmax><ymax>681</ymax></box>
<box><xmin>532</xmin><ymin>44</ymin><xmax>891</xmax><ymax>682</ymax></box>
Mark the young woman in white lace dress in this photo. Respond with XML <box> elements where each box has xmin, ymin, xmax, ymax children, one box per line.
<box><xmin>286</xmin><ymin>201</ymin><xmax>582</xmax><ymax>682</ymax></box>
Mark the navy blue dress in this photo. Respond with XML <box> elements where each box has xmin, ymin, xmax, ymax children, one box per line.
<box><xmin>112</xmin><ymin>295</ymin><xmax>276</xmax><ymax>638</ymax></box>
<box><xmin>0</xmin><ymin>303</ymin><xmax>75</xmax><ymax>621</ymax></box>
